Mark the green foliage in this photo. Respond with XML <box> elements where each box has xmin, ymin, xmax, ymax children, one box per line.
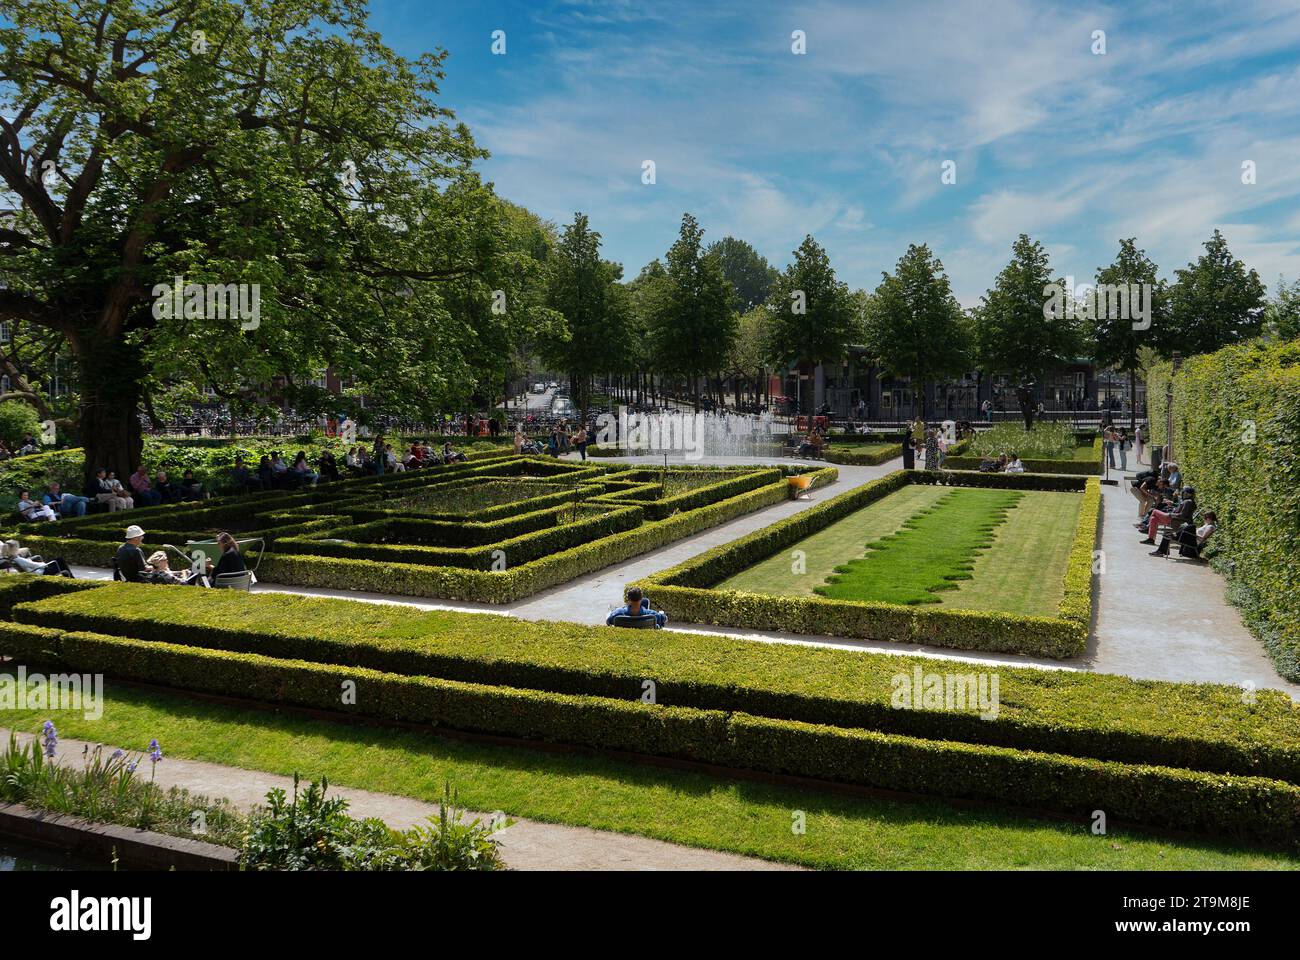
<box><xmin>861</xmin><ymin>243</ymin><xmax>971</xmax><ymax>417</ymax></box>
<box><xmin>543</xmin><ymin>213</ymin><xmax>631</xmax><ymax>414</ymax></box>
<box><xmin>973</xmin><ymin>235</ymin><xmax>1081</xmax><ymax>424</ymax></box>
<box><xmin>823</xmin><ymin>443</ymin><xmax>902</xmax><ymax>466</ymax></box>
<box><xmin>1165</xmin><ymin>230</ymin><xmax>1267</xmax><ymax>356</ymax></box>
<box><xmin>1088</xmin><ymin>238</ymin><xmax>1168</xmax><ymax>368</ymax></box>
<box><xmin>1264</xmin><ymin>277</ymin><xmax>1300</xmax><ymax>342</ymax></box>
<box><xmin>707</xmin><ymin>236</ymin><xmax>779</xmax><ymax>314</ymax></box>
<box><xmin>0</xmin><ymin>402</ymin><xmax>41</xmax><ymax>449</ymax></box>
<box><xmin>968</xmin><ymin>421</ymin><xmax>1078</xmax><ymax>459</ymax></box>
<box><xmin>765</xmin><ymin>235</ymin><xmax>859</xmax><ymax>366</ymax></box>
<box><xmin>652</xmin><ymin>214</ymin><xmax>736</xmax><ymax>397</ymax></box>
<box><xmin>1146</xmin><ymin>339</ymin><xmax>1300</xmax><ymax>680</ymax></box>
<box><xmin>240</xmin><ymin>774</ymin><xmax>502</xmax><ymax>871</ymax></box>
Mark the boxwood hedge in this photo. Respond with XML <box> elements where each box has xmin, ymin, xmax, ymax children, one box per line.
<box><xmin>11</xmin><ymin>582</ymin><xmax>1298</xmax><ymax>784</ymax></box>
<box><xmin>3</xmin><ymin>620</ymin><xmax>1296</xmax><ymax>847</ymax></box>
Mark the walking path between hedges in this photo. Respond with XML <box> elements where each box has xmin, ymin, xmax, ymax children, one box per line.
<box><xmin>1</xmin><ymin>729</ymin><xmax>800</xmax><ymax>871</ymax></box>
<box><xmin>67</xmin><ymin>452</ymin><xmax>1299</xmax><ymax>697</ymax></box>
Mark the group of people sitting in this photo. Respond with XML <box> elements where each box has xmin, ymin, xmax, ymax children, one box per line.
<box><xmin>341</xmin><ymin>439</ymin><xmax>467</xmax><ymax>477</ymax></box>
<box><xmin>15</xmin><ymin>466</ymin><xmax>204</xmax><ymax>523</ymax></box>
<box><xmin>231</xmin><ymin>451</ymin><xmax>332</xmax><ymax>493</ymax></box>
<box><xmin>976</xmin><ymin>452</ymin><xmax>1027</xmax><ymax>474</ymax></box>
<box><xmin>115</xmin><ymin>525</ymin><xmax>249</xmax><ymax>587</ymax></box>
<box><xmin>1129</xmin><ymin>461</ymin><xmax>1217</xmax><ymax>559</ymax></box>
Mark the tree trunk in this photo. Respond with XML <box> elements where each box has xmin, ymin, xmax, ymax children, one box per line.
<box><xmin>76</xmin><ymin>336</ymin><xmax>145</xmax><ymax>487</ymax></box>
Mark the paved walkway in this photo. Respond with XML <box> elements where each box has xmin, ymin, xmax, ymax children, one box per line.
<box><xmin>1090</xmin><ymin>471</ymin><xmax>1300</xmax><ymax>696</ymax></box>
<box><xmin>1</xmin><ymin>730</ymin><xmax>798</xmax><ymax>871</ymax></box>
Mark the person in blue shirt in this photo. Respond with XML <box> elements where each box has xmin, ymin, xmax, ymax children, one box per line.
<box><xmin>606</xmin><ymin>587</ymin><xmax>667</xmax><ymax>627</ymax></box>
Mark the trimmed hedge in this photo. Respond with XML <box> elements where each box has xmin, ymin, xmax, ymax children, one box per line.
<box><xmin>253</xmin><ymin>466</ymin><xmax>838</xmax><ymax>601</ymax></box>
<box><xmin>641</xmin><ymin>471</ymin><xmax>1095</xmax><ymax>658</ymax></box>
<box><xmin>5</xmin><ymin>622</ymin><xmax>1297</xmax><ymax>847</ymax></box>
<box><xmin>823</xmin><ymin>444</ymin><xmax>901</xmax><ymax>466</ymax></box>
<box><xmin>1148</xmin><ymin>340</ymin><xmax>1300</xmax><ymax>682</ymax></box>
<box><xmin>14</xmin><ymin>583</ymin><xmax>1298</xmax><ymax>784</ymax></box>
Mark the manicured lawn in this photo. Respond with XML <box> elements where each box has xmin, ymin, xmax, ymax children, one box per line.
<box><xmin>816</xmin><ymin>488</ymin><xmax>1021</xmax><ymax>605</ymax></box>
<box><xmin>943</xmin><ymin>490</ymin><xmax>1082</xmax><ymax>617</ymax></box>
<box><xmin>5</xmin><ymin>688</ymin><xmax>1295</xmax><ymax>871</ymax></box>
<box><xmin>716</xmin><ymin>485</ymin><xmax>1081</xmax><ymax>616</ymax></box>
<box><xmin>717</xmin><ymin>484</ymin><xmax>949</xmax><ymax>595</ymax></box>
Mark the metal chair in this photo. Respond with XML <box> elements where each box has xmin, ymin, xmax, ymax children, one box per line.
<box><xmin>212</xmin><ymin>571</ymin><xmax>254</xmax><ymax>591</ymax></box>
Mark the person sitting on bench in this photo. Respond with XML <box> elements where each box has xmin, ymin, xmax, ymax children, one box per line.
<box><xmin>1151</xmin><ymin>510</ymin><xmax>1217</xmax><ymax>558</ymax></box>
<box><xmin>1140</xmin><ymin>486</ymin><xmax>1196</xmax><ymax>544</ymax></box>
<box><xmin>606</xmin><ymin>586</ymin><xmax>667</xmax><ymax>627</ymax></box>
<box><xmin>1</xmin><ymin>539</ymin><xmax>73</xmax><ymax>576</ymax></box>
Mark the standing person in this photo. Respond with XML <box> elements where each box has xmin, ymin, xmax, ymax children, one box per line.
<box><xmin>1102</xmin><ymin>425</ymin><xmax>1116</xmax><ymax>468</ymax></box>
<box><xmin>513</xmin><ymin>425</ymin><xmax>524</xmax><ymax>455</ymax></box>
<box><xmin>574</xmin><ymin>424</ymin><xmax>589</xmax><ymax>461</ymax></box>
<box><xmin>1117</xmin><ymin>428</ymin><xmax>1129</xmax><ymax>471</ymax></box>
<box><xmin>901</xmin><ymin>424</ymin><xmax>915</xmax><ymax>470</ymax></box>
<box><xmin>1134</xmin><ymin>424</ymin><xmax>1145</xmax><ymax>465</ymax></box>
<box><xmin>924</xmin><ymin>428</ymin><xmax>939</xmax><ymax>471</ymax></box>
<box><xmin>981</xmin><ymin>399</ymin><xmax>992</xmax><ymax>423</ymax></box>
<box><xmin>372</xmin><ymin>435</ymin><xmax>386</xmax><ymax>476</ymax></box>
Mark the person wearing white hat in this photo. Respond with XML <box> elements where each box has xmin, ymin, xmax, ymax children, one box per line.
<box><xmin>114</xmin><ymin>525</ymin><xmax>148</xmax><ymax>582</ymax></box>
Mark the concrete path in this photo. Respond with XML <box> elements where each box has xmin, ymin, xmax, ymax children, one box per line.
<box><xmin>1089</xmin><ymin>471</ymin><xmax>1300</xmax><ymax>697</ymax></box>
<box><xmin>1</xmin><ymin>730</ymin><xmax>798</xmax><ymax>871</ymax></box>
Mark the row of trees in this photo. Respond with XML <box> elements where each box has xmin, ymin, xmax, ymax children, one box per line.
<box><xmin>542</xmin><ymin>210</ymin><xmax>1287</xmax><ymax>430</ymax></box>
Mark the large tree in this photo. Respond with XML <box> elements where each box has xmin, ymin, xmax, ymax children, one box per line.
<box><xmin>542</xmin><ymin>212</ymin><xmax>629</xmax><ymax>421</ymax></box>
<box><xmin>861</xmin><ymin>243</ymin><xmax>970</xmax><ymax>420</ymax></box>
<box><xmin>1165</xmin><ymin>229</ymin><xmax>1266</xmax><ymax>356</ymax></box>
<box><xmin>973</xmin><ymin>234</ymin><xmax>1080</xmax><ymax>430</ymax></box>
<box><xmin>765</xmin><ymin>234</ymin><xmax>857</xmax><ymax>410</ymax></box>
<box><xmin>0</xmin><ymin>0</ymin><xmax>520</xmax><ymax>479</ymax></box>
<box><xmin>706</xmin><ymin>236</ymin><xmax>778</xmax><ymax>314</ymax></box>
<box><xmin>1088</xmin><ymin>238</ymin><xmax>1167</xmax><ymax>429</ymax></box>
<box><xmin>652</xmin><ymin>213</ymin><xmax>735</xmax><ymax>409</ymax></box>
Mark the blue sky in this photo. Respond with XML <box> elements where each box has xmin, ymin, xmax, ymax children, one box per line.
<box><xmin>370</xmin><ymin>0</ymin><xmax>1300</xmax><ymax>306</ymax></box>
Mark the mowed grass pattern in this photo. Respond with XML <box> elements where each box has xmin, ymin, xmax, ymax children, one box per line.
<box><xmin>717</xmin><ymin>484</ymin><xmax>951</xmax><ymax>596</ymax></box>
<box><xmin>941</xmin><ymin>490</ymin><xmax>1082</xmax><ymax>617</ymax></box>
<box><xmin>816</xmin><ymin>488</ymin><xmax>1021</xmax><ymax>605</ymax></box>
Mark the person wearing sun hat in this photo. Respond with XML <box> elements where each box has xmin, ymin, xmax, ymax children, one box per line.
<box><xmin>114</xmin><ymin>524</ymin><xmax>149</xmax><ymax>582</ymax></box>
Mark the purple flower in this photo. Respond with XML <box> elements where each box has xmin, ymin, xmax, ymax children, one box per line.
<box><xmin>126</xmin><ymin>760</ymin><xmax>138</xmax><ymax>773</ymax></box>
<box><xmin>110</xmin><ymin>748</ymin><xmax>124</xmax><ymax>760</ymax></box>
<box><xmin>148</xmin><ymin>738</ymin><xmax>163</xmax><ymax>764</ymax></box>
<box><xmin>41</xmin><ymin>720</ymin><xmax>57</xmax><ymax>758</ymax></box>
